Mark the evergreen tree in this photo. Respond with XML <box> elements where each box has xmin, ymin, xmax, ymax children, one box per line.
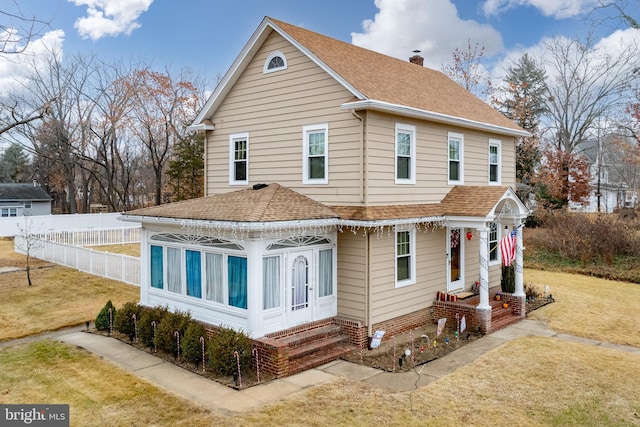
<box><xmin>0</xmin><ymin>143</ymin><xmax>31</xmax><ymax>182</ymax></box>
<box><xmin>167</xmin><ymin>133</ymin><xmax>204</xmax><ymax>201</ymax></box>
<box><xmin>496</xmin><ymin>54</ymin><xmax>548</xmax><ymax>203</ymax></box>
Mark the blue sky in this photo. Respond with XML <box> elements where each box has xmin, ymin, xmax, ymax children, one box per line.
<box><xmin>2</xmin><ymin>0</ymin><xmax>639</xmax><ymax>87</ymax></box>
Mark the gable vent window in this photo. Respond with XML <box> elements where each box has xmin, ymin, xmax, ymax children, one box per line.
<box><xmin>263</xmin><ymin>51</ymin><xmax>287</xmax><ymax>74</ymax></box>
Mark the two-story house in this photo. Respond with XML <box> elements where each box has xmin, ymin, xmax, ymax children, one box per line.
<box><xmin>122</xmin><ymin>17</ymin><xmax>529</xmax><ymax>377</ymax></box>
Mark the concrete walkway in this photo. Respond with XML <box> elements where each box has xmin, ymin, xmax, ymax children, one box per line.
<box><xmin>12</xmin><ymin>320</ymin><xmax>639</xmax><ymax>414</ymax></box>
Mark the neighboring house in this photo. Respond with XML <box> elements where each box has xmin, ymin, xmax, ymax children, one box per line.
<box><xmin>571</xmin><ymin>138</ymin><xmax>638</xmax><ymax>213</ymax></box>
<box><xmin>122</xmin><ymin>17</ymin><xmax>529</xmax><ymax>376</ymax></box>
<box><xmin>0</xmin><ymin>183</ymin><xmax>52</xmax><ymax>217</ymax></box>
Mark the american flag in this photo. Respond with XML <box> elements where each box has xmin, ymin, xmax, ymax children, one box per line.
<box><xmin>500</xmin><ymin>229</ymin><xmax>517</xmax><ymax>266</ymax></box>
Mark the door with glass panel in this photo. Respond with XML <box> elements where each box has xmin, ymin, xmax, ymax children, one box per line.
<box><xmin>288</xmin><ymin>250</ymin><xmax>313</xmax><ymax>325</ymax></box>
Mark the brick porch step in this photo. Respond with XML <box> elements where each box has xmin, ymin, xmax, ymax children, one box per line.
<box><xmin>288</xmin><ymin>342</ymin><xmax>355</xmax><ymax>375</ymax></box>
<box><xmin>275</xmin><ymin>324</ymin><xmax>343</xmax><ymax>348</ymax></box>
<box><xmin>273</xmin><ymin>324</ymin><xmax>356</xmax><ymax>376</ymax></box>
<box><xmin>489</xmin><ymin>313</ymin><xmax>521</xmax><ymax>333</ymax></box>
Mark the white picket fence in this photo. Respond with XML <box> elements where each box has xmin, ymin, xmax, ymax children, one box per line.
<box><xmin>14</xmin><ymin>227</ymin><xmax>141</xmax><ymax>286</ymax></box>
<box><xmin>35</xmin><ymin>227</ymin><xmax>141</xmax><ymax>246</ymax></box>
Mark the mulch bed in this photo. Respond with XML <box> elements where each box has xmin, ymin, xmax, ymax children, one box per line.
<box><xmin>89</xmin><ymin>296</ymin><xmax>555</xmax><ymax>388</ymax></box>
<box><xmin>341</xmin><ymin>296</ymin><xmax>555</xmax><ymax>373</ymax></box>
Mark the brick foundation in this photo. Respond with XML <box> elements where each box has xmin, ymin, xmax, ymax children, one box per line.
<box><xmin>370</xmin><ymin>307</ymin><xmax>434</xmax><ymax>344</ymax></box>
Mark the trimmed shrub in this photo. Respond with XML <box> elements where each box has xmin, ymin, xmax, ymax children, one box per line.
<box><xmin>207</xmin><ymin>326</ymin><xmax>252</xmax><ymax>376</ymax></box>
<box><xmin>155</xmin><ymin>309</ymin><xmax>192</xmax><ymax>356</ymax></box>
<box><xmin>138</xmin><ymin>305</ymin><xmax>169</xmax><ymax>348</ymax></box>
<box><xmin>114</xmin><ymin>301</ymin><xmax>143</xmax><ymax>342</ymax></box>
<box><xmin>95</xmin><ymin>300</ymin><xmax>116</xmax><ymax>332</ymax></box>
<box><xmin>181</xmin><ymin>322</ymin><xmax>208</xmax><ymax>368</ymax></box>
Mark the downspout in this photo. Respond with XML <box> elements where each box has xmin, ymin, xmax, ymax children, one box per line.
<box><xmin>351</xmin><ymin>109</ymin><xmax>372</xmax><ymax>339</ymax></box>
<box><xmin>203</xmin><ymin>130</ymin><xmax>209</xmax><ymax>196</ymax></box>
<box><xmin>351</xmin><ymin>110</ymin><xmax>365</xmax><ymax>204</ymax></box>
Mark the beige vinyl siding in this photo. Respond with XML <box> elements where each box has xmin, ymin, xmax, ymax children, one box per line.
<box><xmin>336</xmin><ymin>231</ymin><xmax>367</xmax><ymax>321</ymax></box>
<box><xmin>368</xmin><ymin>227</ymin><xmax>445</xmax><ymax>325</ymax></box>
<box><xmin>205</xmin><ymin>31</ymin><xmax>363</xmax><ymax>205</ymax></box>
<box><xmin>364</xmin><ymin>111</ymin><xmax>517</xmax><ymax>205</ymax></box>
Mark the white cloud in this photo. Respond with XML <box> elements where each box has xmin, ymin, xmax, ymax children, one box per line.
<box><xmin>70</xmin><ymin>0</ymin><xmax>154</xmax><ymax>40</ymax></box>
<box><xmin>0</xmin><ymin>30</ymin><xmax>65</xmax><ymax>97</ymax></box>
<box><xmin>481</xmin><ymin>0</ymin><xmax>598</xmax><ymax>19</ymax></box>
<box><xmin>351</xmin><ymin>0</ymin><xmax>503</xmax><ymax>69</ymax></box>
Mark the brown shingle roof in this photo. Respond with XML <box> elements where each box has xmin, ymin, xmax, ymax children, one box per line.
<box><xmin>125</xmin><ymin>183</ymin><xmax>339</xmax><ymax>222</ymax></box>
<box><xmin>125</xmin><ymin>185</ymin><xmax>517</xmax><ymax>224</ymax></box>
<box><xmin>440</xmin><ymin>186</ymin><xmax>512</xmax><ymax>217</ymax></box>
<box><xmin>269</xmin><ymin>18</ymin><xmax>522</xmax><ymax>133</ymax></box>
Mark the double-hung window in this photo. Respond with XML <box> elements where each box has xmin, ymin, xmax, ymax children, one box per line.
<box><xmin>229</xmin><ymin>133</ymin><xmax>248</xmax><ymax>185</ymax></box>
<box><xmin>489</xmin><ymin>223</ymin><xmax>499</xmax><ymax>263</ymax></box>
<box><xmin>303</xmin><ymin>124</ymin><xmax>328</xmax><ymax>184</ymax></box>
<box><xmin>395</xmin><ymin>229</ymin><xmax>416</xmax><ymax>287</ymax></box>
<box><xmin>448</xmin><ymin>132</ymin><xmax>464</xmax><ymax>184</ymax></box>
<box><xmin>1</xmin><ymin>208</ymin><xmax>17</xmax><ymax>217</ymax></box>
<box><xmin>395</xmin><ymin>123</ymin><xmax>416</xmax><ymax>184</ymax></box>
<box><xmin>489</xmin><ymin>139</ymin><xmax>501</xmax><ymax>184</ymax></box>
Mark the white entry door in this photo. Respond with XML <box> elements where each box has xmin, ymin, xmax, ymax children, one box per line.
<box><xmin>447</xmin><ymin>228</ymin><xmax>464</xmax><ymax>293</ymax></box>
<box><xmin>288</xmin><ymin>250</ymin><xmax>313</xmax><ymax>325</ymax></box>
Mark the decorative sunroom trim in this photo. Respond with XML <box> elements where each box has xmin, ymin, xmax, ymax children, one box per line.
<box><xmin>120</xmin><ymin>214</ymin><xmax>447</xmax><ymax>235</ymax></box>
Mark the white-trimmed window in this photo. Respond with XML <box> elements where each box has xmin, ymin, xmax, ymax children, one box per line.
<box><xmin>263</xmin><ymin>51</ymin><xmax>287</xmax><ymax>74</ymax></box>
<box><xmin>1</xmin><ymin>208</ymin><xmax>17</xmax><ymax>217</ymax></box>
<box><xmin>395</xmin><ymin>123</ymin><xmax>416</xmax><ymax>184</ymax></box>
<box><xmin>489</xmin><ymin>223</ymin><xmax>499</xmax><ymax>263</ymax></box>
<box><xmin>24</xmin><ymin>201</ymin><xmax>31</xmax><ymax>209</ymax></box>
<box><xmin>303</xmin><ymin>124</ymin><xmax>328</xmax><ymax>184</ymax></box>
<box><xmin>489</xmin><ymin>139</ymin><xmax>501</xmax><ymax>184</ymax></box>
<box><xmin>448</xmin><ymin>132</ymin><xmax>464</xmax><ymax>184</ymax></box>
<box><xmin>229</xmin><ymin>132</ymin><xmax>248</xmax><ymax>185</ymax></box>
<box><xmin>263</xmin><ymin>256</ymin><xmax>281</xmax><ymax>310</ymax></box>
<box><xmin>395</xmin><ymin>228</ymin><xmax>416</xmax><ymax>287</ymax></box>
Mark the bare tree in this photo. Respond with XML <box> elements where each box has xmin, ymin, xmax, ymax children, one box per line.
<box><xmin>442</xmin><ymin>39</ymin><xmax>493</xmax><ymax>100</ymax></box>
<box><xmin>126</xmin><ymin>68</ymin><xmax>201</xmax><ymax>205</ymax></box>
<box><xmin>15</xmin><ymin>216</ymin><xmax>41</xmax><ymax>286</ymax></box>
<box><xmin>543</xmin><ymin>36</ymin><xmax>639</xmax><ymax>155</ymax></box>
<box><xmin>0</xmin><ymin>2</ymin><xmax>49</xmax><ymax>54</ymax></box>
<box><xmin>590</xmin><ymin>1</ymin><xmax>640</xmax><ymax>30</ymax></box>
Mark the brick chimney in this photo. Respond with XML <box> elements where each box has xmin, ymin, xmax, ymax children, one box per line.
<box><xmin>409</xmin><ymin>54</ymin><xmax>424</xmax><ymax>66</ymax></box>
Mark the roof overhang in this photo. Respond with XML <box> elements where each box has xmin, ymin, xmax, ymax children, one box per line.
<box><xmin>341</xmin><ymin>100</ymin><xmax>531</xmax><ymax>138</ymax></box>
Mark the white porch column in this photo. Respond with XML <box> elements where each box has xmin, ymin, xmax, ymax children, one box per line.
<box><xmin>245</xmin><ymin>237</ymin><xmax>263</xmax><ymax>338</ymax></box>
<box><xmin>513</xmin><ymin>225</ymin><xmax>525</xmax><ymax>297</ymax></box>
<box><xmin>477</xmin><ymin>226</ymin><xmax>491</xmax><ymax>311</ymax></box>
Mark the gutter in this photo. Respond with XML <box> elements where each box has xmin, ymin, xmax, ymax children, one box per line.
<box><xmin>341</xmin><ymin>100</ymin><xmax>531</xmax><ymax>138</ymax></box>
<box><xmin>119</xmin><ymin>214</ymin><xmax>447</xmax><ymax>232</ymax></box>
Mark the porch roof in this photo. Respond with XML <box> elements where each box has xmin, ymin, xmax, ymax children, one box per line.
<box><xmin>440</xmin><ymin>185</ymin><xmax>513</xmax><ymax>216</ymax></box>
<box><xmin>124</xmin><ymin>183</ymin><xmax>339</xmax><ymax>222</ymax></box>
<box><xmin>122</xmin><ymin>184</ymin><xmax>526</xmax><ymax>226</ymax></box>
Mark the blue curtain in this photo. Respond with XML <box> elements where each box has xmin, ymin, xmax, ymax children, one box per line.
<box><xmin>150</xmin><ymin>245</ymin><xmax>163</xmax><ymax>289</ymax></box>
<box><xmin>186</xmin><ymin>250</ymin><xmax>202</xmax><ymax>298</ymax></box>
<box><xmin>228</xmin><ymin>256</ymin><xmax>247</xmax><ymax>309</ymax></box>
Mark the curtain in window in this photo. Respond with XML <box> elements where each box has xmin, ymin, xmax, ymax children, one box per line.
<box><xmin>228</xmin><ymin>256</ymin><xmax>247</xmax><ymax>309</ymax></box>
<box><xmin>319</xmin><ymin>249</ymin><xmax>333</xmax><ymax>297</ymax></box>
<box><xmin>186</xmin><ymin>250</ymin><xmax>202</xmax><ymax>298</ymax></box>
<box><xmin>292</xmin><ymin>256</ymin><xmax>308</xmax><ymax>309</ymax></box>
<box><xmin>263</xmin><ymin>256</ymin><xmax>280</xmax><ymax>309</ymax></box>
<box><xmin>205</xmin><ymin>253</ymin><xmax>223</xmax><ymax>303</ymax></box>
<box><xmin>150</xmin><ymin>245</ymin><xmax>163</xmax><ymax>289</ymax></box>
<box><xmin>167</xmin><ymin>247</ymin><xmax>181</xmax><ymax>293</ymax></box>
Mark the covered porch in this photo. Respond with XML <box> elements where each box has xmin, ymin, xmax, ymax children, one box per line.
<box><xmin>437</xmin><ymin>186</ymin><xmax>529</xmax><ymax>333</ymax></box>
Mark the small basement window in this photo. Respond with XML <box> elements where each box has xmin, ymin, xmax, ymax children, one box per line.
<box><xmin>263</xmin><ymin>51</ymin><xmax>287</xmax><ymax>74</ymax></box>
